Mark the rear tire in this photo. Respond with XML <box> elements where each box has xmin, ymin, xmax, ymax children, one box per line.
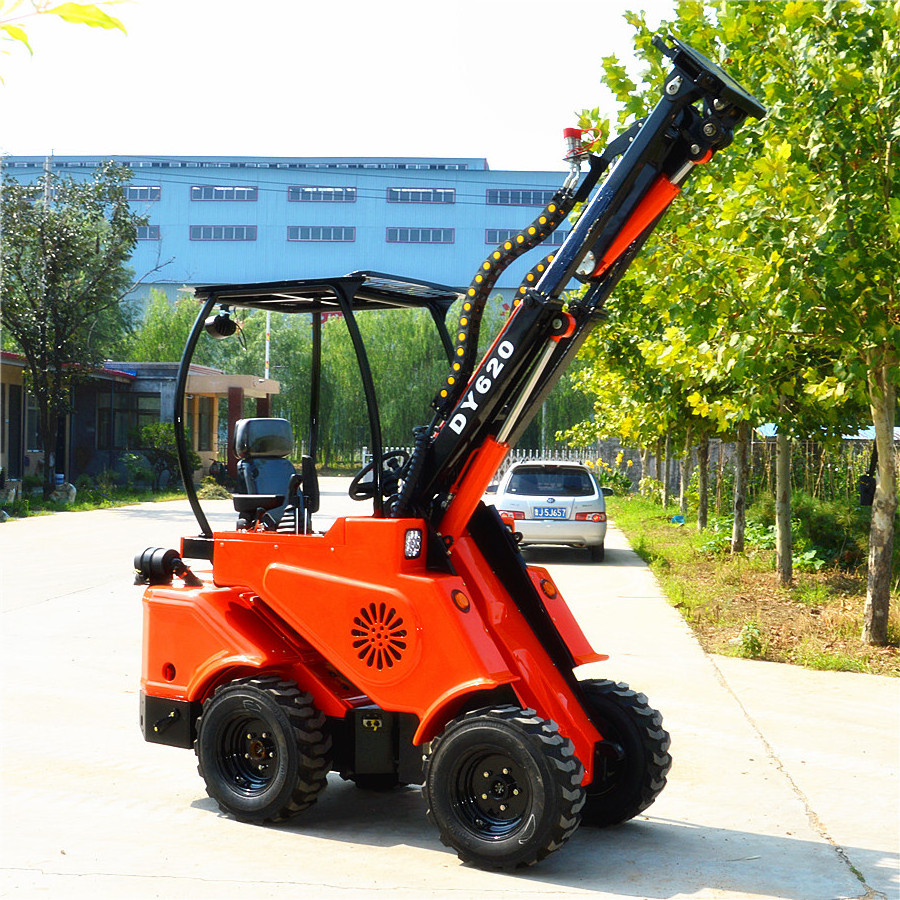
<box><xmin>195</xmin><ymin>676</ymin><xmax>332</xmax><ymax>823</ymax></box>
<box><xmin>579</xmin><ymin>679</ymin><xmax>670</xmax><ymax>827</ymax></box>
<box><xmin>423</xmin><ymin>706</ymin><xmax>584</xmax><ymax>870</ymax></box>
<box><xmin>590</xmin><ymin>543</ymin><xmax>605</xmax><ymax>562</ymax></box>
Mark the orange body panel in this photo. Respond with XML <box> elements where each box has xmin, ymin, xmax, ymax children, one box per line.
<box><xmin>143</xmin><ymin>514</ymin><xmax>607</xmax><ymax>777</ymax></box>
<box><xmin>525</xmin><ymin>565</ymin><xmax>608</xmax><ymax>668</ymax></box>
<box><xmin>204</xmin><ymin>517</ymin><xmax>517</xmax><ymax>742</ymax></box>
<box><xmin>141</xmin><ymin>582</ymin><xmax>365</xmax><ymax>717</ymax></box>
<box><xmin>449</xmin><ymin>536</ymin><xmax>603</xmax><ymax>781</ymax></box>
<box><xmin>439</xmin><ymin>436</ymin><xmax>509</xmax><ymax>540</ymax></box>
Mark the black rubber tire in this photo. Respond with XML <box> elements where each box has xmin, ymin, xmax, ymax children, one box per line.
<box><xmin>578</xmin><ymin>679</ymin><xmax>671</xmax><ymax>827</ymax></box>
<box><xmin>423</xmin><ymin>706</ymin><xmax>585</xmax><ymax>870</ymax></box>
<box><xmin>590</xmin><ymin>543</ymin><xmax>605</xmax><ymax>562</ymax></box>
<box><xmin>195</xmin><ymin>676</ymin><xmax>332</xmax><ymax>823</ymax></box>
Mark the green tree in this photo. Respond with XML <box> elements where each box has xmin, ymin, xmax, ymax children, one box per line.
<box><xmin>1</xmin><ymin>161</ymin><xmax>145</xmax><ymax>496</ymax></box>
<box><xmin>575</xmin><ymin>1</ymin><xmax>897</xmax><ymax>639</ymax></box>
<box><xmin>135</xmin><ymin>422</ymin><xmax>200</xmax><ymax>492</ymax></box>
<box><xmin>118</xmin><ymin>289</ymin><xmax>203</xmax><ymax>362</ymax></box>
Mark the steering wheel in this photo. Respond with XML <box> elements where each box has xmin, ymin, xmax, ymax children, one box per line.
<box><xmin>349</xmin><ymin>449</ymin><xmax>410</xmax><ymax>501</ymax></box>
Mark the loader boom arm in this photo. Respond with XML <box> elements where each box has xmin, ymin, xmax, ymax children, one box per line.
<box><xmin>396</xmin><ymin>36</ymin><xmax>764</xmax><ymax>532</ymax></box>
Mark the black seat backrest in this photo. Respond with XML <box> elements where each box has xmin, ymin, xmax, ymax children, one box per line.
<box><xmin>233</xmin><ymin>418</ymin><xmax>298</xmax><ymax>528</ymax></box>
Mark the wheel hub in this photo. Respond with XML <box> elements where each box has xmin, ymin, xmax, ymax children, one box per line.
<box><xmin>221</xmin><ymin>718</ymin><xmax>279</xmax><ymax>793</ymax></box>
<box><xmin>459</xmin><ymin>752</ymin><xmax>529</xmax><ymax>831</ymax></box>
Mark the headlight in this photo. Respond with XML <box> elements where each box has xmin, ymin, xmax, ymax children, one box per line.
<box><xmin>404</xmin><ymin>528</ymin><xmax>423</xmax><ymax>559</ymax></box>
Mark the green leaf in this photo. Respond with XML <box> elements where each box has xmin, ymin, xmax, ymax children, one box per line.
<box><xmin>45</xmin><ymin>3</ymin><xmax>126</xmax><ymax>32</ymax></box>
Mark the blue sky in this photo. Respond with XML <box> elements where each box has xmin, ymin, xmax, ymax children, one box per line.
<box><xmin>2</xmin><ymin>0</ymin><xmax>675</xmax><ymax>171</ymax></box>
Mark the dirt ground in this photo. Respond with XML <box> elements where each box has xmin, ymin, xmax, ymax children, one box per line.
<box><xmin>687</xmin><ymin>568</ymin><xmax>900</xmax><ymax>676</ymax></box>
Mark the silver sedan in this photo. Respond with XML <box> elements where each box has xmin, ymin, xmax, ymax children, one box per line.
<box><xmin>491</xmin><ymin>461</ymin><xmax>610</xmax><ymax>562</ymax></box>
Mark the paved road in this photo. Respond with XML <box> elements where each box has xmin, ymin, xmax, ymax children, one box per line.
<box><xmin>1</xmin><ymin>480</ymin><xmax>897</xmax><ymax>899</ymax></box>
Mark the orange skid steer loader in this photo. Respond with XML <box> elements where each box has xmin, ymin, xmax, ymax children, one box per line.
<box><xmin>136</xmin><ymin>36</ymin><xmax>764</xmax><ymax>870</ymax></box>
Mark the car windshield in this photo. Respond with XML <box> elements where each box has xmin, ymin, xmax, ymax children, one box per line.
<box><xmin>506</xmin><ymin>466</ymin><xmax>595</xmax><ymax>497</ymax></box>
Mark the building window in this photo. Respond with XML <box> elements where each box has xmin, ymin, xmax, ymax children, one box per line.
<box><xmin>189</xmin><ymin>225</ymin><xmax>257</xmax><ymax>241</ymax></box>
<box><xmin>25</xmin><ymin>394</ymin><xmax>41</xmax><ymax>452</ymax></box>
<box><xmin>486</xmin><ymin>189</ymin><xmax>556</xmax><ymax>206</ymax></box>
<box><xmin>287</xmin><ymin>226</ymin><xmax>355</xmax><ymax>242</ymax></box>
<box><xmin>387</xmin><ymin>187</ymin><xmax>455</xmax><ymax>204</ymax></box>
<box><xmin>190</xmin><ymin>185</ymin><xmax>258</xmax><ymax>201</ymax></box>
<box><xmin>137</xmin><ymin>225</ymin><xmax>161</xmax><ymax>241</ymax></box>
<box><xmin>288</xmin><ymin>186</ymin><xmax>357</xmax><ymax>202</ymax></box>
<box><xmin>96</xmin><ymin>392</ymin><xmax>161</xmax><ymax>451</ymax></box>
<box><xmin>486</xmin><ymin>228</ymin><xmax>570</xmax><ymax>246</ymax></box>
<box><xmin>126</xmin><ymin>185</ymin><xmax>161</xmax><ymax>202</ymax></box>
<box><xmin>386</xmin><ymin>227</ymin><xmax>454</xmax><ymax>244</ymax></box>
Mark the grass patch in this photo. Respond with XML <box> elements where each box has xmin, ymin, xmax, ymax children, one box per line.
<box><xmin>2</xmin><ymin>486</ymin><xmax>186</xmax><ymax>519</ymax></box>
<box><xmin>608</xmin><ymin>494</ymin><xmax>899</xmax><ymax>677</ymax></box>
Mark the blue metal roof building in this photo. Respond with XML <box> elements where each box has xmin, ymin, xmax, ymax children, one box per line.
<box><xmin>3</xmin><ymin>155</ymin><xmax>574</xmax><ymax>301</ymax></box>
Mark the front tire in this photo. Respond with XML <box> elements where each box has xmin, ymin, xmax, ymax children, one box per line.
<box><xmin>423</xmin><ymin>706</ymin><xmax>584</xmax><ymax>870</ymax></box>
<box><xmin>195</xmin><ymin>676</ymin><xmax>332</xmax><ymax>823</ymax></box>
<box><xmin>579</xmin><ymin>679</ymin><xmax>671</xmax><ymax>827</ymax></box>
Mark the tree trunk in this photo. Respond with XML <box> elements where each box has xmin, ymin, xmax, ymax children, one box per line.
<box><xmin>863</xmin><ymin>345</ymin><xmax>898</xmax><ymax>645</ymax></box>
<box><xmin>640</xmin><ymin>446</ymin><xmax>651</xmax><ymax>494</ymax></box>
<box><xmin>679</xmin><ymin>426</ymin><xmax>693</xmax><ymax>516</ymax></box>
<box><xmin>731</xmin><ymin>422</ymin><xmax>749</xmax><ymax>553</ymax></box>
<box><xmin>38</xmin><ymin>399</ymin><xmax>58</xmax><ymax>500</ymax></box>
<box><xmin>697</xmin><ymin>434</ymin><xmax>710</xmax><ymax>532</ymax></box>
<box><xmin>715</xmin><ymin>441</ymin><xmax>725</xmax><ymax>517</ymax></box>
<box><xmin>775</xmin><ymin>424</ymin><xmax>793</xmax><ymax>586</ymax></box>
<box><xmin>662</xmin><ymin>432</ymin><xmax>671</xmax><ymax>509</ymax></box>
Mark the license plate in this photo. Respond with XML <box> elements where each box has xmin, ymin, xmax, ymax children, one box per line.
<box><xmin>534</xmin><ymin>507</ymin><xmax>566</xmax><ymax>519</ymax></box>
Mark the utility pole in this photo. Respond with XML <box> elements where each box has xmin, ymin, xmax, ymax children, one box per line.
<box><xmin>265</xmin><ymin>310</ymin><xmax>271</xmax><ymax>380</ymax></box>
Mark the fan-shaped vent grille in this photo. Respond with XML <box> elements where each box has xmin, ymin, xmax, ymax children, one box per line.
<box><xmin>351</xmin><ymin>602</ymin><xmax>407</xmax><ymax>669</ymax></box>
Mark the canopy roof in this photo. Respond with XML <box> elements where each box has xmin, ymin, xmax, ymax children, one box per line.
<box><xmin>193</xmin><ymin>270</ymin><xmax>462</xmax><ymax>316</ymax></box>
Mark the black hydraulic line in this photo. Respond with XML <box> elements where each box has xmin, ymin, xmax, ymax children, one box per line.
<box><xmin>175</xmin><ymin>295</ymin><xmax>217</xmax><ymax>538</ymax></box>
<box><xmin>431</xmin><ymin>185</ymin><xmax>580</xmax><ymax>418</ymax></box>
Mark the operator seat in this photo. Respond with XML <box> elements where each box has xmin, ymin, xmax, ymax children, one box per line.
<box><xmin>233</xmin><ymin>417</ymin><xmax>302</xmax><ymax>531</ymax></box>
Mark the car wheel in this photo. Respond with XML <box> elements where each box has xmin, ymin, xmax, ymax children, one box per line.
<box><xmin>590</xmin><ymin>542</ymin><xmax>605</xmax><ymax>562</ymax></box>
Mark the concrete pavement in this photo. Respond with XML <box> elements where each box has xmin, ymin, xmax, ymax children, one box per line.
<box><xmin>0</xmin><ymin>481</ymin><xmax>897</xmax><ymax>899</ymax></box>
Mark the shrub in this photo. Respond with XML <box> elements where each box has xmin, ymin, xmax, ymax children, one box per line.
<box><xmin>196</xmin><ymin>476</ymin><xmax>232</xmax><ymax>500</ymax></box>
<box><xmin>737</xmin><ymin>621</ymin><xmax>765</xmax><ymax>659</ymax></box>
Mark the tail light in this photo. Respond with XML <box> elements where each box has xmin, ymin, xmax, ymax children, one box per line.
<box><xmin>575</xmin><ymin>512</ymin><xmax>607</xmax><ymax>522</ymax></box>
<box><xmin>499</xmin><ymin>510</ymin><xmax>525</xmax><ymax>520</ymax></box>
